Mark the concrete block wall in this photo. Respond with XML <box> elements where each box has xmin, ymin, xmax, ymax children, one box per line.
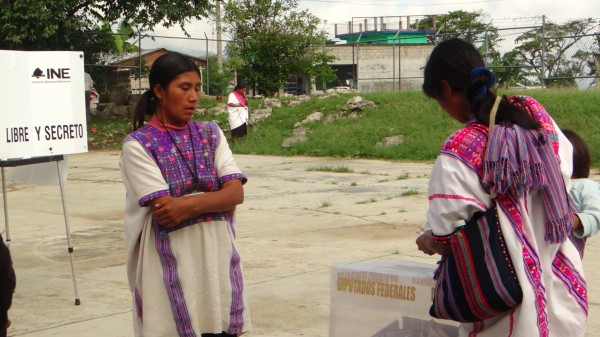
<box><xmin>325</xmin><ymin>44</ymin><xmax>434</xmax><ymax>92</ymax></box>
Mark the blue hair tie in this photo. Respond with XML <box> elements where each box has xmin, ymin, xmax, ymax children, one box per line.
<box><xmin>470</xmin><ymin>67</ymin><xmax>495</xmax><ymax>99</ymax></box>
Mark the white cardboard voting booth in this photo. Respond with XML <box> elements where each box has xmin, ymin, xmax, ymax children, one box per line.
<box><xmin>0</xmin><ymin>50</ymin><xmax>88</xmax><ymax>305</ymax></box>
<box><xmin>330</xmin><ymin>260</ymin><xmax>459</xmax><ymax>337</ymax></box>
<box><xmin>0</xmin><ymin>50</ymin><xmax>87</xmax><ymax>160</ymax></box>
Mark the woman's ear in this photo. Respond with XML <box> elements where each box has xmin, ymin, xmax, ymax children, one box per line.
<box><xmin>439</xmin><ymin>80</ymin><xmax>453</xmax><ymax>100</ymax></box>
<box><xmin>152</xmin><ymin>84</ymin><xmax>164</xmax><ymax>100</ymax></box>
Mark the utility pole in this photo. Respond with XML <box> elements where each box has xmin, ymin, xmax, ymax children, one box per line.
<box><xmin>216</xmin><ymin>0</ymin><xmax>223</xmax><ymax>71</ymax></box>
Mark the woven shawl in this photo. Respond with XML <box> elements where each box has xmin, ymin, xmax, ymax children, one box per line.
<box><xmin>482</xmin><ymin>124</ymin><xmax>573</xmax><ymax>243</ymax></box>
<box><xmin>233</xmin><ymin>90</ymin><xmax>247</xmax><ymax>107</ymax></box>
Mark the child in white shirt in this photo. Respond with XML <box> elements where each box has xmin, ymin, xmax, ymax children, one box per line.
<box><xmin>563</xmin><ymin>129</ymin><xmax>600</xmax><ymax>238</ymax></box>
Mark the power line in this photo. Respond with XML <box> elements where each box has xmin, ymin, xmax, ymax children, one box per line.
<box><xmin>300</xmin><ymin>0</ymin><xmax>502</xmax><ymax>6</ymax></box>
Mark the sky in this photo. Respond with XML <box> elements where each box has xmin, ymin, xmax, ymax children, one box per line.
<box><xmin>147</xmin><ymin>0</ymin><xmax>600</xmax><ymax>40</ymax></box>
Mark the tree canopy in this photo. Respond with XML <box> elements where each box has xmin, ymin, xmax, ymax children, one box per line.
<box><xmin>513</xmin><ymin>18</ymin><xmax>600</xmax><ymax>87</ymax></box>
<box><xmin>0</xmin><ymin>0</ymin><xmax>212</xmax><ymax>59</ymax></box>
<box><xmin>223</xmin><ymin>0</ymin><xmax>335</xmax><ymax>96</ymax></box>
<box><xmin>203</xmin><ymin>55</ymin><xmax>235</xmax><ymax>96</ymax></box>
<box><xmin>415</xmin><ymin>10</ymin><xmax>498</xmax><ymax>45</ymax></box>
<box><xmin>426</xmin><ymin>11</ymin><xmax>600</xmax><ymax>89</ymax></box>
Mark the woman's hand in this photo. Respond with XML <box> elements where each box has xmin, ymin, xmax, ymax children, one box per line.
<box><xmin>150</xmin><ymin>179</ymin><xmax>244</xmax><ymax>229</ymax></box>
<box><xmin>416</xmin><ymin>230</ymin><xmax>452</xmax><ymax>256</ymax></box>
<box><xmin>151</xmin><ymin>195</ymin><xmax>194</xmax><ymax>229</ymax></box>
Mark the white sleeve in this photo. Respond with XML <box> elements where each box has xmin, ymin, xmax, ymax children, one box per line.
<box><xmin>427</xmin><ymin>154</ymin><xmax>491</xmax><ymax>237</ymax></box>
<box><xmin>227</xmin><ymin>92</ymin><xmax>239</xmax><ymax>105</ymax></box>
<box><xmin>573</xmin><ymin>180</ymin><xmax>600</xmax><ymax>238</ymax></box>
<box><xmin>119</xmin><ymin>139</ymin><xmax>170</xmax><ymax>206</ymax></box>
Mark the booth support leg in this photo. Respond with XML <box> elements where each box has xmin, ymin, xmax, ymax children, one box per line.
<box><xmin>56</xmin><ymin>161</ymin><xmax>81</xmax><ymax>305</ymax></box>
<box><xmin>1</xmin><ymin>167</ymin><xmax>9</xmax><ymax>242</ymax></box>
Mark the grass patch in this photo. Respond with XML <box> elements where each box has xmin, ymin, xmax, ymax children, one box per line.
<box><xmin>89</xmin><ymin>89</ymin><xmax>600</xmax><ymax>168</ymax></box>
<box><xmin>87</xmin><ymin>119</ymin><xmax>131</xmax><ymax>150</ymax></box>
<box><xmin>356</xmin><ymin>197</ymin><xmax>378</xmax><ymax>204</ymax></box>
<box><xmin>306</xmin><ymin>165</ymin><xmax>354</xmax><ymax>173</ymax></box>
<box><xmin>401</xmin><ymin>189</ymin><xmax>420</xmax><ymax>196</ymax></box>
<box><xmin>319</xmin><ymin>200</ymin><xmax>333</xmax><ymax>208</ymax></box>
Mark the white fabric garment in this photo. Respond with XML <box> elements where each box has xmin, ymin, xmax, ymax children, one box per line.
<box><xmin>570</xmin><ymin>178</ymin><xmax>600</xmax><ymax>238</ymax></box>
<box><xmin>227</xmin><ymin>92</ymin><xmax>249</xmax><ymax>130</ymax></box>
<box><xmin>84</xmin><ymin>72</ymin><xmax>93</xmax><ymax>91</ymax></box>
<box><xmin>120</xmin><ymin>127</ymin><xmax>251</xmax><ymax>337</ymax></box>
<box><xmin>426</xmin><ymin>120</ymin><xmax>587</xmax><ymax>337</ymax></box>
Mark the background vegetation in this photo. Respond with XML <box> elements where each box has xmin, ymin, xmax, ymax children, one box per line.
<box><xmin>223</xmin><ymin>0</ymin><xmax>336</xmax><ymax>95</ymax></box>
<box><xmin>88</xmin><ymin>89</ymin><xmax>600</xmax><ymax>168</ymax></box>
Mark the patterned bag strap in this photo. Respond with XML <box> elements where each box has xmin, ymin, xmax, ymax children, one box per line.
<box><xmin>487</xmin><ymin>95</ymin><xmax>502</xmax><ymax>199</ymax></box>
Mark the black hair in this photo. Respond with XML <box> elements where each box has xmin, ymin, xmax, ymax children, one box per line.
<box><xmin>234</xmin><ymin>83</ymin><xmax>246</xmax><ymax>91</ymax></box>
<box><xmin>562</xmin><ymin>129</ymin><xmax>591</xmax><ymax>179</ymax></box>
<box><xmin>423</xmin><ymin>38</ymin><xmax>539</xmax><ymax>130</ymax></box>
<box><xmin>132</xmin><ymin>52</ymin><xmax>201</xmax><ymax>130</ymax></box>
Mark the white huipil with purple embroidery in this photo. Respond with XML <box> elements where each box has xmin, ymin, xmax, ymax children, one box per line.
<box><xmin>120</xmin><ymin>116</ymin><xmax>251</xmax><ymax>337</ymax></box>
<box><xmin>423</xmin><ymin>96</ymin><xmax>587</xmax><ymax>337</ymax></box>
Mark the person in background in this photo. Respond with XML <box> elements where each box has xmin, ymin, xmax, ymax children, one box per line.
<box><xmin>0</xmin><ymin>233</ymin><xmax>15</xmax><ymax>337</ymax></box>
<box><xmin>227</xmin><ymin>84</ymin><xmax>249</xmax><ymax>143</ymax></box>
<box><xmin>563</xmin><ymin>129</ymin><xmax>600</xmax><ymax>239</ymax></box>
<box><xmin>415</xmin><ymin>38</ymin><xmax>586</xmax><ymax>336</ymax></box>
<box><xmin>84</xmin><ymin>72</ymin><xmax>93</xmax><ymax>123</ymax></box>
<box><xmin>119</xmin><ymin>52</ymin><xmax>251</xmax><ymax>337</ymax></box>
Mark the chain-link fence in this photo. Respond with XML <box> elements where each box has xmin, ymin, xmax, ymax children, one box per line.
<box><xmin>85</xmin><ymin>33</ymin><xmax>233</xmax><ymax>103</ymax></box>
<box><xmin>435</xmin><ymin>25</ymin><xmax>600</xmax><ymax>90</ymax></box>
<box><xmin>86</xmin><ymin>18</ymin><xmax>600</xmax><ymax>99</ymax></box>
<box><xmin>331</xmin><ymin>17</ymin><xmax>600</xmax><ymax>92</ymax></box>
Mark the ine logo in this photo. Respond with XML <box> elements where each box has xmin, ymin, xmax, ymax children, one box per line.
<box><xmin>32</xmin><ymin>68</ymin><xmax>45</xmax><ymax>78</ymax></box>
<box><xmin>31</xmin><ymin>67</ymin><xmax>71</xmax><ymax>80</ymax></box>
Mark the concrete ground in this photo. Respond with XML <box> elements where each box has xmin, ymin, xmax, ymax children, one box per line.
<box><xmin>2</xmin><ymin>150</ymin><xmax>599</xmax><ymax>337</ymax></box>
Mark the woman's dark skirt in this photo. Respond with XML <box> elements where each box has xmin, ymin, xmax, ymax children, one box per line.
<box><xmin>231</xmin><ymin>123</ymin><xmax>248</xmax><ymax>139</ymax></box>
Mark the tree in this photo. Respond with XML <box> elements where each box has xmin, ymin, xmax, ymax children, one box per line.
<box><xmin>414</xmin><ymin>10</ymin><xmax>499</xmax><ymax>46</ymax></box>
<box><xmin>223</xmin><ymin>0</ymin><xmax>335</xmax><ymax>96</ymax></box>
<box><xmin>0</xmin><ymin>0</ymin><xmax>212</xmax><ymax>55</ymax></box>
<box><xmin>203</xmin><ymin>55</ymin><xmax>235</xmax><ymax>96</ymax></box>
<box><xmin>489</xmin><ymin>50</ymin><xmax>533</xmax><ymax>89</ymax></box>
<box><xmin>414</xmin><ymin>10</ymin><xmax>504</xmax><ymax>76</ymax></box>
<box><xmin>102</xmin><ymin>19</ymin><xmax>140</xmax><ymax>54</ymax></box>
<box><xmin>513</xmin><ymin>18</ymin><xmax>600</xmax><ymax>87</ymax></box>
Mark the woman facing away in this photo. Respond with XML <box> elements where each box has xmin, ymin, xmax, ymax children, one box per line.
<box><xmin>119</xmin><ymin>52</ymin><xmax>251</xmax><ymax>337</ymax></box>
<box><xmin>415</xmin><ymin>38</ymin><xmax>587</xmax><ymax>336</ymax></box>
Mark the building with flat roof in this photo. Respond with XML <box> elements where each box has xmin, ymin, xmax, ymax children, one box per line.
<box><xmin>321</xmin><ymin>16</ymin><xmax>436</xmax><ymax>92</ymax></box>
<box><xmin>334</xmin><ymin>16</ymin><xmax>437</xmax><ymax>45</ymax></box>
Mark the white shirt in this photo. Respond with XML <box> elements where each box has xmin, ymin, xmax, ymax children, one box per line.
<box><xmin>227</xmin><ymin>92</ymin><xmax>248</xmax><ymax>129</ymax></box>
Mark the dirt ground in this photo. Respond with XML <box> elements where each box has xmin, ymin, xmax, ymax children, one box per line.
<box><xmin>2</xmin><ymin>151</ymin><xmax>599</xmax><ymax>336</ymax></box>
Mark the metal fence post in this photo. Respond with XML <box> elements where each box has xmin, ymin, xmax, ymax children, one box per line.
<box><xmin>138</xmin><ymin>33</ymin><xmax>142</xmax><ymax>94</ymax></box>
<box><xmin>204</xmin><ymin>33</ymin><xmax>210</xmax><ymax>95</ymax></box>
<box><xmin>541</xmin><ymin>15</ymin><xmax>546</xmax><ymax>87</ymax></box>
<box><xmin>392</xmin><ymin>29</ymin><xmax>401</xmax><ymax>91</ymax></box>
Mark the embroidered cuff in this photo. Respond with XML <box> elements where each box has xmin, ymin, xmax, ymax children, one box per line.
<box><xmin>139</xmin><ymin>189</ymin><xmax>170</xmax><ymax>207</ymax></box>
<box><xmin>220</xmin><ymin>173</ymin><xmax>247</xmax><ymax>185</ymax></box>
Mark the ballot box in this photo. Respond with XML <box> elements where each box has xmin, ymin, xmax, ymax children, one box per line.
<box><xmin>330</xmin><ymin>260</ymin><xmax>458</xmax><ymax>337</ymax></box>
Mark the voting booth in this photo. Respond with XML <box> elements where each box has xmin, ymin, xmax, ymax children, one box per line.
<box><xmin>330</xmin><ymin>260</ymin><xmax>458</xmax><ymax>337</ymax></box>
<box><xmin>0</xmin><ymin>50</ymin><xmax>88</xmax><ymax>304</ymax></box>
